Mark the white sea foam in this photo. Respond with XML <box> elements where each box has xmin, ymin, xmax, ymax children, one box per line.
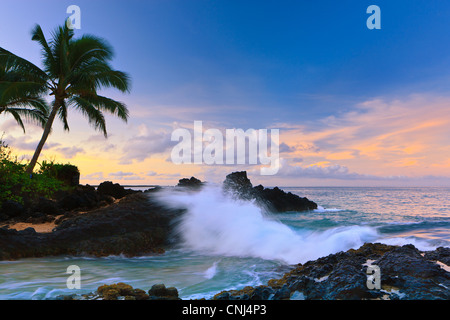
<box><xmin>203</xmin><ymin>261</ymin><xmax>219</xmax><ymax>279</ymax></box>
<box><xmin>155</xmin><ymin>185</ymin><xmax>379</xmax><ymax>264</ymax></box>
<box><xmin>377</xmin><ymin>236</ymin><xmax>443</xmax><ymax>251</ymax></box>
<box><xmin>313</xmin><ymin>206</ymin><xmax>343</xmax><ymax>213</ymax></box>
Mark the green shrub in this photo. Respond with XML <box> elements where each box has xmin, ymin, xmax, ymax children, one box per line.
<box><xmin>39</xmin><ymin>160</ymin><xmax>80</xmax><ymax>186</ymax></box>
<box><xmin>0</xmin><ymin>139</ymin><xmax>78</xmax><ymax>207</ymax></box>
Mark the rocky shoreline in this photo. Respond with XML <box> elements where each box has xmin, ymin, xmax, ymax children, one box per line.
<box><xmin>0</xmin><ymin>191</ymin><xmax>181</xmax><ymax>260</ymax></box>
<box><xmin>213</xmin><ymin>243</ymin><xmax>450</xmax><ymax>300</ymax></box>
<box><xmin>58</xmin><ymin>243</ymin><xmax>450</xmax><ymax>300</ymax></box>
<box><xmin>0</xmin><ymin>172</ymin><xmax>449</xmax><ymax>300</ymax></box>
<box><xmin>0</xmin><ymin>171</ymin><xmax>318</xmax><ymax>261</ymax></box>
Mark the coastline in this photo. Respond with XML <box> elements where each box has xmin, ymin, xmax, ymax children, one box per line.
<box><xmin>0</xmin><ymin>172</ymin><xmax>449</xmax><ymax>300</ymax></box>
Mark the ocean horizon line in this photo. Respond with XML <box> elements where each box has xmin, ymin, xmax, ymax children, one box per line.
<box><xmin>86</xmin><ymin>184</ymin><xmax>450</xmax><ymax>189</ymax></box>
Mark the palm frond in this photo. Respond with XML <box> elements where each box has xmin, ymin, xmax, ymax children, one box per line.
<box><xmin>68</xmin><ymin>35</ymin><xmax>114</xmax><ymax>72</ymax></box>
<box><xmin>68</xmin><ymin>96</ymin><xmax>107</xmax><ymax>136</ymax></box>
<box><xmin>77</xmin><ymin>93</ymin><xmax>129</xmax><ymax>122</ymax></box>
<box><xmin>0</xmin><ymin>47</ymin><xmax>48</xmax><ymax>82</ymax></box>
<box><xmin>67</xmin><ymin>60</ymin><xmax>131</xmax><ymax>94</ymax></box>
<box><xmin>7</xmin><ymin>106</ymin><xmax>47</xmax><ymax>128</ymax></box>
<box><xmin>49</xmin><ymin>25</ymin><xmax>74</xmax><ymax>77</ymax></box>
<box><xmin>31</xmin><ymin>24</ymin><xmax>56</xmax><ymax>76</ymax></box>
<box><xmin>0</xmin><ymin>81</ymin><xmax>48</xmax><ymax>104</ymax></box>
<box><xmin>2</xmin><ymin>107</ymin><xmax>25</xmax><ymax>132</ymax></box>
<box><xmin>58</xmin><ymin>99</ymin><xmax>70</xmax><ymax>131</ymax></box>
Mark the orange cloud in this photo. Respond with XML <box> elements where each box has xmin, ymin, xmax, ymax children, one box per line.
<box><xmin>278</xmin><ymin>94</ymin><xmax>450</xmax><ymax>179</ymax></box>
<box><xmin>2</xmin><ymin>93</ymin><xmax>450</xmax><ymax>186</ymax></box>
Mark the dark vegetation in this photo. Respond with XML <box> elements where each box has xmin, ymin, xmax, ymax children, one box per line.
<box><xmin>0</xmin><ymin>139</ymin><xmax>78</xmax><ymax>213</ymax></box>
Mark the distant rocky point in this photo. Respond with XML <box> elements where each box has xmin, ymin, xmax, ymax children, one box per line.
<box><xmin>176</xmin><ymin>176</ymin><xmax>203</xmax><ymax>189</ymax></box>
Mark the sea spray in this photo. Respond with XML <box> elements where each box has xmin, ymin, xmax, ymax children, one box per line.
<box><xmin>314</xmin><ymin>206</ymin><xmax>344</xmax><ymax>213</ymax></box>
<box><xmin>155</xmin><ymin>185</ymin><xmax>380</xmax><ymax>264</ymax></box>
<box><xmin>203</xmin><ymin>261</ymin><xmax>219</xmax><ymax>279</ymax></box>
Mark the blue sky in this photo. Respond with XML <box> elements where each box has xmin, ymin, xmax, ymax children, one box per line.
<box><xmin>1</xmin><ymin>1</ymin><xmax>450</xmax><ymax>186</ymax></box>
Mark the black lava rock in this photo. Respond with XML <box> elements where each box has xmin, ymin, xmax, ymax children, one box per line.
<box><xmin>97</xmin><ymin>181</ymin><xmax>137</xmax><ymax>199</ymax></box>
<box><xmin>1</xmin><ymin>200</ymin><xmax>24</xmax><ymax>218</ymax></box>
<box><xmin>223</xmin><ymin>171</ymin><xmax>317</xmax><ymax>212</ymax></box>
<box><xmin>176</xmin><ymin>177</ymin><xmax>203</xmax><ymax>190</ymax></box>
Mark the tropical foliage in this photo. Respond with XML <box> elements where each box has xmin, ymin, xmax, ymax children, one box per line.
<box><xmin>0</xmin><ymin>139</ymin><xmax>76</xmax><ymax>206</ymax></box>
<box><xmin>0</xmin><ymin>21</ymin><xmax>131</xmax><ymax>173</ymax></box>
<box><xmin>0</xmin><ymin>48</ymin><xmax>49</xmax><ymax>132</ymax></box>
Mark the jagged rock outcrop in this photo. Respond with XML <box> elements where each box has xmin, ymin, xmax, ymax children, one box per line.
<box><xmin>176</xmin><ymin>177</ymin><xmax>203</xmax><ymax>190</ymax></box>
<box><xmin>223</xmin><ymin>171</ymin><xmax>317</xmax><ymax>212</ymax></box>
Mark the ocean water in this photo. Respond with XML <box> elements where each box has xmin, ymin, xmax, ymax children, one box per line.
<box><xmin>0</xmin><ymin>186</ymin><xmax>448</xmax><ymax>300</ymax></box>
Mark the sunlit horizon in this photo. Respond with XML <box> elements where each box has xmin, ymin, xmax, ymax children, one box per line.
<box><xmin>1</xmin><ymin>1</ymin><xmax>450</xmax><ymax>187</ymax></box>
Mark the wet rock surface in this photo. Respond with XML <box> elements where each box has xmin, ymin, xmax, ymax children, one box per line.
<box><xmin>60</xmin><ymin>282</ymin><xmax>180</xmax><ymax>300</ymax></box>
<box><xmin>213</xmin><ymin>243</ymin><xmax>450</xmax><ymax>300</ymax></box>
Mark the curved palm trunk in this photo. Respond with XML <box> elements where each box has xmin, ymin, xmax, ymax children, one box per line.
<box><xmin>26</xmin><ymin>99</ymin><xmax>61</xmax><ymax>174</ymax></box>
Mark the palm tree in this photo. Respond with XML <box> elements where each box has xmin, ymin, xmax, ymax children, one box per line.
<box><xmin>0</xmin><ymin>49</ymin><xmax>49</xmax><ymax>132</ymax></box>
<box><xmin>0</xmin><ymin>22</ymin><xmax>131</xmax><ymax>174</ymax></box>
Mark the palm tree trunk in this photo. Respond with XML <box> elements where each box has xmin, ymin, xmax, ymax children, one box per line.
<box><xmin>26</xmin><ymin>99</ymin><xmax>61</xmax><ymax>174</ymax></box>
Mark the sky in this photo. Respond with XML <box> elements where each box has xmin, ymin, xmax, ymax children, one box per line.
<box><xmin>1</xmin><ymin>0</ymin><xmax>450</xmax><ymax>186</ymax></box>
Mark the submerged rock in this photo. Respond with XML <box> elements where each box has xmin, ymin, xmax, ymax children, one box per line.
<box><xmin>148</xmin><ymin>283</ymin><xmax>180</xmax><ymax>300</ymax></box>
<box><xmin>66</xmin><ymin>282</ymin><xmax>179</xmax><ymax>300</ymax></box>
<box><xmin>97</xmin><ymin>282</ymin><xmax>137</xmax><ymax>300</ymax></box>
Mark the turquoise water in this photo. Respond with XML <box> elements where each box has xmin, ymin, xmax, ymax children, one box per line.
<box><xmin>283</xmin><ymin>187</ymin><xmax>450</xmax><ymax>246</ymax></box>
<box><xmin>0</xmin><ymin>186</ymin><xmax>448</xmax><ymax>300</ymax></box>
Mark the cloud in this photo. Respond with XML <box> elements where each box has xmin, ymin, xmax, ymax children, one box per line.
<box><xmin>81</xmin><ymin>134</ymin><xmax>117</xmax><ymax>153</ymax></box>
<box><xmin>277</xmin><ymin>94</ymin><xmax>450</xmax><ymax>179</ymax></box>
<box><xmin>151</xmin><ymin>173</ymin><xmax>181</xmax><ymax>181</ymax></box>
<box><xmin>109</xmin><ymin>171</ymin><xmax>135</xmax><ymax>178</ymax></box>
<box><xmin>82</xmin><ymin>171</ymin><xmax>148</xmax><ymax>182</ymax></box>
<box><xmin>0</xmin><ymin>118</ymin><xmax>43</xmax><ymax>134</ymax></box>
<box><xmin>3</xmin><ymin>135</ymin><xmax>61</xmax><ymax>151</ymax></box>
<box><xmin>277</xmin><ymin>160</ymin><xmax>377</xmax><ymax>180</ymax></box>
<box><xmin>279</xmin><ymin>142</ymin><xmax>296</xmax><ymax>153</ymax></box>
<box><xmin>0</xmin><ymin>119</ymin><xmax>23</xmax><ymax>133</ymax></box>
<box><xmin>122</xmin><ymin>176</ymin><xmax>145</xmax><ymax>181</ymax></box>
<box><xmin>82</xmin><ymin>172</ymin><xmax>105</xmax><ymax>180</ymax></box>
<box><xmin>120</xmin><ymin>125</ymin><xmax>175</xmax><ymax>164</ymax></box>
<box><xmin>273</xmin><ymin>159</ymin><xmax>441</xmax><ymax>182</ymax></box>
<box><xmin>55</xmin><ymin>146</ymin><xmax>85</xmax><ymax>159</ymax></box>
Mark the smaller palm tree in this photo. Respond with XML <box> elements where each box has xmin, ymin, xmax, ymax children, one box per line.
<box><xmin>0</xmin><ymin>49</ymin><xmax>49</xmax><ymax>132</ymax></box>
<box><xmin>0</xmin><ymin>21</ymin><xmax>131</xmax><ymax>174</ymax></box>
